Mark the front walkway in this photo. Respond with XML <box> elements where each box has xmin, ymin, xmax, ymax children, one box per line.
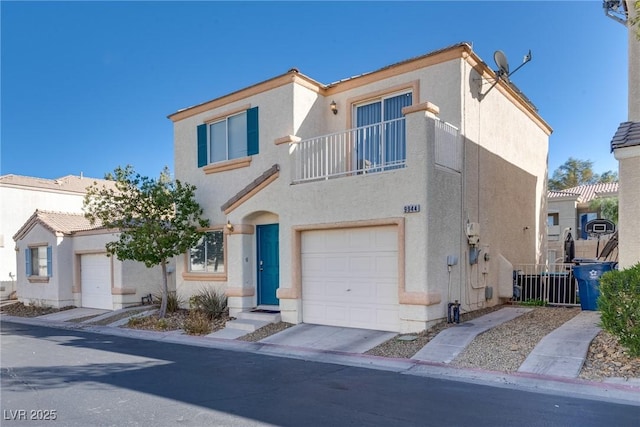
<box><xmin>518</xmin><ymin>311</ymin><xmax>602</xmax><ymax>378</ymax></box>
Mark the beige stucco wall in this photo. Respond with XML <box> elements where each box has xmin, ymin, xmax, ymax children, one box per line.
<box><xmin>0</xmin><ymin>185</ymin><xmax>85</xmax><ymax>298</ymax></box>
<box><xmin>14</xmin><ymin>224</ymin><xmax>73</xmax><ymax>308</ymax></box>
<box><xmin>456</xmin><ymin>59</ymin><xmax>550</xmax><ymax>314</ymax></box>
<box><xmin>615</xmin><ymin>145</ymin><xmax>640</xmax><ymax>268</ymax></box>
<box><xmin>172</xmin><ymin>55</ymin><xmax>549</xmax><ymax>332</ymax></box>
<box><xmin>612</xmin><ymin>3</ymin><xmax>640</xmax><ymax>268</ymax></box>
<box><xmin>548</xmin><ymin>198</ymin><xmax>579</xmax><ymax>242</ymax></box>
<box><xmin>15</xmin><ymin>226</ymin><xmax>167</xmax><ymax>309</ymax></box>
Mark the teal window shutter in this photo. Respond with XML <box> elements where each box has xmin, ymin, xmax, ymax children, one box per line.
<box><xmin>47</xmin><ymin>246</ymin><xmax>53</xmax><ymax>277</ymax></box>
<box><xmin>25</xmin><ymin>248</ymin><xmax>31</xmax><ymax>276</ymax></box>
<box><xmin>197</xmin><ymin>124</ymin><xmax>208</xmax><ymax>167</ymax></box>
<box><xmin>246</xmin><ymin>107</ymin><xmax>259</xmax><ymax>156</ymax></box>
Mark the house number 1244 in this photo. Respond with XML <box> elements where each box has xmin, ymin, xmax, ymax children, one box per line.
<box><xmin>403</xmin><ymin>204</ymin><xmax>420</xmax><ymax>213</ymax></box>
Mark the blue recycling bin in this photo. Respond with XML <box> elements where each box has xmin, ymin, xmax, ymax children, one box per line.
<box><xmin>572</xmin><ymin>262</ymin><xmax>616</xmax><ymax>310</ymax></box>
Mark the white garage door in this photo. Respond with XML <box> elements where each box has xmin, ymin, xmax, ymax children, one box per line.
<box><xmin>81</xmin><ymin>254</ymin><xmax>112</xmax><ymax>310</ymax></box>
<box><xmin>301</xmin><ymin>225</ymin><xmax>399</xmax><ymax>332</ymax></box>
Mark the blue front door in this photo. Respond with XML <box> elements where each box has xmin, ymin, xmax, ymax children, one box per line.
<box><xmin>257</xmin><ymin>224</ymin><xmax>279</xmax><ymax>306</ymax></box>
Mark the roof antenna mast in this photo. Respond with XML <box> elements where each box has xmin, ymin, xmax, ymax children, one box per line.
<box><xmin>479</xmin><ymin>49</ymin><xmax>532</xmax><ymax>101</ymax></box>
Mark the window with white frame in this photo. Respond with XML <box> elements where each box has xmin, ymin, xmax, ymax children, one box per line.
<box><xmin>197</xmin><ymin>107</ymin><xmax>259</xmax><ymax>167</ymax></box>
<box><xmin>209</xmin><ymin>112</ymin><xmax>248</xmax><ymax>163</ymax></box>
<box><xmin>354</xmin><ymin>91</ymin><xmax>412</xmax><ymax>171</ymax></box>
<box><xmin>188</xmin><ymin>231</ymin><xmax>224</xmax><ymax>274</ymax></box>
<box><xmin>26</xmin><ymin>246</ymin><xmax>51</xmax><ymax>277</ymax></box>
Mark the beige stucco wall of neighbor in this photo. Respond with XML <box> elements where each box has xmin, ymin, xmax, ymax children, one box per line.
<box><xmin>15</xmin><ymin>226</ymin><xmax>168</xmax><ymax>310</ymax></box>
<box><xmin>73</xmin><ymin>232</ymin><xmax>168</xmax><ymax>309</ymax></box>
<box><xmin>613</xmin><ymin>3</ymin><xmax>640</xmax><ymax>268</ymax></box>
<box><xmin>171</xmin><ymin>48</ymin><xmax>550</xmax><ymax>332</ymax></box>
<box><xmin>550</xmin><ymin>199</ymin><xmax>579</xmax><ymax>237</ymax></box>
<box><xmin>615</xmin><ymin>146</ymin><xmax>640</xmax><ymax>268</ymax></box>
<box><xmin>14</xmin><ymin>224</ymin><xmax>73</xmax><ymax>308</ymax></box>
<box><xmin>0</xmin><ymin>185</ymin><xmax>85</xmax><ymax>298</ymax></box>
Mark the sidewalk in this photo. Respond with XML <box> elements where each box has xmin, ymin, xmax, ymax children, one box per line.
<box><xmin>2</xmin><ymin>307</ymin><xmax>639</xmax><ymax>407</ymax></box>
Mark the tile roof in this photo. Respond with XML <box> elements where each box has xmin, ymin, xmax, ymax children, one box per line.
<box><xmin>0</xmin><ymin>174</ymin><xmax>117</xmax><ymax>194</ymax></box>
<box><xmin>547</xmin><ymin>182</ymin><xmax>618</xmax><ymax>203</ymax></box>
<box><xmin>13</xmin><ymin>210</ymin><xmax>106</xmax><ymax>241</ymax></box>
<box><xmin>611</xmin><ymin>121</ymin><xmax>640</xmax><ymax>151</ymax></box>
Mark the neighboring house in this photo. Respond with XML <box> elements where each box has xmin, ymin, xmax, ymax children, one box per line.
<box><xmin>547</xmin><ymin>182</ymin><xmax>618</xmax><ymax>262</ymax></box>
<box><xmin>0</xmin><ymin>174</ymin><xmax>116</xmax><ymax>299</ymax></box>
<box><xmin>606</xmin><ymin>0</ymin><xmax>640</xmax><ymax>268</ymax></box>
<box><xmin>169</xmin><ymin>42</ymin><xmax>551</xmax><ymax>333</ymax></box>
<box><xmin>13</xmin><ymin>210</ymin><xmax>171</xmax><ymax>309</ymax></box>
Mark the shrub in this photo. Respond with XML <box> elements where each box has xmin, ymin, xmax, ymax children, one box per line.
<box><xmin>189</xmin><ymin>288</ymin><xmax>228</xmax><ymax>320</ymax></box>
<box><xmin>598</xmin><ymin>263</ymin><xmax>640</xmax><ymax>357</ymax></box>
<box><xmin>127</xmin><ymin>316</ymin><xmax>144</xmax><ymax>327</ymax></box>
<box><xmin>183</xmin><ymin>310</ymin><xmax>212</xmax><ymax>335</ymax></box>
<box><xmin>154</xmin><ymin>291</ymin><xmax>183</xmax><ymax>314</ymax></box>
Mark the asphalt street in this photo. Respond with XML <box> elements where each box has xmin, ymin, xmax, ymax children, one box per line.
<box><xmin>1</xmin><ymin>321</ymin><xmax>639</xmax><ymax>427</ymax></box>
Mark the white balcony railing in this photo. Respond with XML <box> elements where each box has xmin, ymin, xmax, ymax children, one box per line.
<box><xmin>291</xmin><ymin>118</ymin><xmax>407</xmax><ymax>184</ymax></box>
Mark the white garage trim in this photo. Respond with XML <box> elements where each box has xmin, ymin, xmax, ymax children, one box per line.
<box><xmin>80</xmin><ymin>253</ymin><xmax>113</xmax><ymax>310</ymax></box>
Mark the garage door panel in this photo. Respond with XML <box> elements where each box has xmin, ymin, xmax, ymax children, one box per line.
<box><xmin>325</xmin><ymin>256</ymin><xmax>349</xmax><ymax>274</ymax></box>
<box><xmin>348</xmin><ymin>255</ymin><xmax>374</xmax><ymax>275</ymax></box>
<box><xmin>301</xmin><ymin>225</ymin><xmax>400</xmax><ymax>332</ymax></box>
<box><xmin>375</xmin><ymin>228</ymin><xmax>398</xmax><ymax>247</ymax></box>
<box><xmin>374</xmin><ymin>254</ymin><xmax>397</xmax><ymax>276</ymax></box>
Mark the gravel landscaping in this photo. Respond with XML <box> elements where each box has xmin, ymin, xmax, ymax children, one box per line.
<box><xmin>452</xmin><ymin>306</ymin><xmax>580</xmax><ymax>372</ymax></box>
<box><xmin>238</xmin><ymin>322</ymin><xmax>295</xmax><ymax>342</ymax></box>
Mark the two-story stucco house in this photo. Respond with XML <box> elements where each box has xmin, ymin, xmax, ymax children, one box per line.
<box><xmin>169</xmin><ymin>43</ymin><xmax>552</xmax><ymax>333</ymax></box>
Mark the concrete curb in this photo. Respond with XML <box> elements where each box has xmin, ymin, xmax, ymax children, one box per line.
<box><xmin>2</xmin><ymin>314</ymin><xmax>639</xmax><ymax>407</ymax></box>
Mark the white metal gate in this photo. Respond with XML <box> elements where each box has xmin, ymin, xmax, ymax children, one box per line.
<box><xmin>512</xmin><ymin>263</ymin><xmax>579</xmax><ymax>307</ymax></box>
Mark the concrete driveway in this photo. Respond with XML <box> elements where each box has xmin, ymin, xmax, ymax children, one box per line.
<box><xmin>258</xmin><ymin>323</ymin><xmax>396</xmax><ymax>353</ymax></box>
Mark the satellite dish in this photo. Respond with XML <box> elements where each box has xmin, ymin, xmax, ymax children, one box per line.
<box><xmin>494</xmin><ymin>50</ymin><xmax>510</xmax><ymax>77</ymax></box>
<box><xmin>479</xmin><ymin>48</ymin><xmax>532</xmax><ymax>101</ymax></box>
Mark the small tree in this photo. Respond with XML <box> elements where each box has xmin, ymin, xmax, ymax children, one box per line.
<box><xmin>589</xmin><ymin>197</ymin><xmax>619</xmax><ymax>224</ymax></box>
<box><xmin>84</xmin><ymin>166</ymin><xmax>209</xmax><ymax>318</ymax></box>
<box><xmin>548</xmin><ymin>157</ymin><xmax>618</xmax><ymax>190</ymax></box>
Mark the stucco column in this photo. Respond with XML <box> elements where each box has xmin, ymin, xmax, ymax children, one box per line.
<box><xmin>614</xmin><ymin>146</ymin><xmax>640</xmax><ymax>268</ymax></box>
<box><xmin>224</xmin><ymin>225</ymin><xmax>256</xmax><ymax>316</ymax></box>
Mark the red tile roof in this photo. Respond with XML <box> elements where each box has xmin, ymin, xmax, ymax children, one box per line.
<box><xmin>13</xmin><ymin>210</ymin><xmax>107</xmax><ymax>241</ymax></box>
<box><xmin>547</xmin><ymin>182</ymin><xmax>618</xmax><ymax>203</ymax></box>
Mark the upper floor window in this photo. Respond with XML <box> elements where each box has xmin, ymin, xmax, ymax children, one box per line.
<box><xmin>547</xmin><ymin>213</ymin><xmax>559</xmax><ymax>227</ymax></box>
<box><xmin>354</xmin><ymin>92</ymin><xmax>412</xmax><ymax>171</ymax></box>
<box><xmin>26</xmin><ymin>246</ymin><xmax>52</xmax><ymax>277</ymax></box>
<box><xmin>197</xmin><ymin>107</ymin><xmax>259</xmax><ymax>167</ymax></box>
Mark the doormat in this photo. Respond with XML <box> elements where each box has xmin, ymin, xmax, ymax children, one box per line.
<box><xmin>250</xmin><ymin>309</ymin><xmax>280</xmax><ymax>314</ymax></box>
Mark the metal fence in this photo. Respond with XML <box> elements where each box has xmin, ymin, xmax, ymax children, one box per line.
<box><xmin>512</xmin><ymin>263</ymin><xmax>579</xmax><ymax>307</ymax></box>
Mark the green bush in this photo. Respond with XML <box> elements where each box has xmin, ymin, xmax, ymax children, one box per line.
<box><xmin>154</xmin><ymin>291</ymin><xmax>183</xmax><ymax>313</ymax></box>
<box><xmin>598</xmin><ymin>263</ymin><xmax>640</xmax><ymax>357</ymax></box>
<box><xmin>183</xmin><ymin>310</ymin><xmax>212</xmax><ymax>335</ymax></box>
<box><xmin>189</xmin><ymin>288</ymin><xmax>228</xmax><ymax>320</ymax></box>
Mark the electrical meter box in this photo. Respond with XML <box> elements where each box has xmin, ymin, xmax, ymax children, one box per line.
<box><xmin>466</xmin><ymin>222</ymin><xmax>480</xmax><ymax>245</ymax></box>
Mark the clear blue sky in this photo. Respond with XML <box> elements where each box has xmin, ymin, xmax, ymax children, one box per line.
<box><xmin>1</xmin><ymin>1</ymin><xmax>628</xmax><ymax>181</ymax></box>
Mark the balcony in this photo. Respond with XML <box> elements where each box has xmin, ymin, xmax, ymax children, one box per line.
<box><xmin>291</xmin><ymin>118</ymin><xmax>407</xmax><ymax>184</ymax></box>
